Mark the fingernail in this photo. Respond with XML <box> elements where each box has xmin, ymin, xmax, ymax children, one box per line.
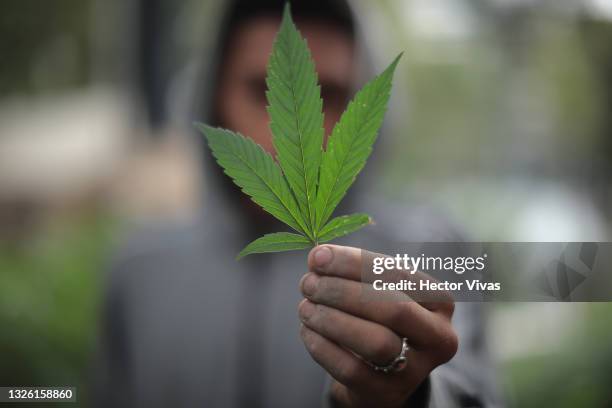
<box><xmin>299</xmin><ymin>300</ymin><xmax>315</xmax><ymax>321</ymax></box>
<box><xmin>313</xmin><ymin>246</ymin><xmax>333</xmax><ymax>269</ymax></box>
<box><xmin>300</xmin><ymin>273</ymin><xmax>318</xmax><ymax>297</ymax></box>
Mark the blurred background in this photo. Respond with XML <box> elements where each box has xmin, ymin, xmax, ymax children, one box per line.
<box><xmin>0</xmin><ymin>0</ymin><xmax>611</xmax><ymax>406</ymax></box>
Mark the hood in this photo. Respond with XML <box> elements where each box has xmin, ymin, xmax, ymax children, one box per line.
<box><xmin>183</xmin><ymin>0</ymin><xmax>398</xmax><ymax>236</ymax></box>
<box><xmin>192</xmin><ymin>0</ymin><xmax>358</xmax><ymax>125</ymax></box>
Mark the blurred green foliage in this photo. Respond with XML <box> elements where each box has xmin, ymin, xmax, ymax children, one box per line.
<box><xmin>0</xmin><ymin>213</ymin><xmax>115</xmax><ymax>407</ymax></box>
<box><xmin>502</xmin><ymin>303</ymin><xmax>612</xmax><ymax>408</ymax></box>
<box><xmin>0</xmin><ymin>0</ymin><xmax>91</xmax><ymax>95</ymax></box>
<box><xmin>374</xmin><ymin>2</ymin><xmax>612</xmax><ymax>235</ymax></box>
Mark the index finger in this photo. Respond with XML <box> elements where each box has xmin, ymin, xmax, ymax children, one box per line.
<box><xmin>308</xmin><ymin>245</ymin><xmax>362</xmax><ymax>280</ymax></box>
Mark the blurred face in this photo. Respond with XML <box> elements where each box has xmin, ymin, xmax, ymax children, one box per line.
<box><xmin>216</xmin><ymin>15</ymin><xmax>355</xmax><ymax>154</ymax></box>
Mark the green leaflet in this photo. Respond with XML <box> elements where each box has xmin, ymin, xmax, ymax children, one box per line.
<box><xmin>196</xmin><ymin>4</ymin><xmax>401</xmax><ymax>259</ymax></box>
<box><xmin>237</xmin><ymin>232</ymin><xmax>312</xmax><ymax>260</ymax></box>
<box><xmin>318</xmin><ymin>213</ymin><xmax>373</xmax><ymax>243</ymax></box>
<box><xmin>266</xmin><ymin>5</ymin><xmax>324</xmax><ymax>231</ymax></box>
<box><xmin>196</xmin><ymin>124</ymin><xmax>311</xmax><ymax>238</ymax></box>
<box><xmin>314</xmin><ymin>54</ymin><xmax>401</xmax><ymax>232</ymax></box>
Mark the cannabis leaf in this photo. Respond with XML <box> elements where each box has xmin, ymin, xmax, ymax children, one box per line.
<box><xmin>238</xmin><ymin>232</ymin><xmax>312</xmax><ymax>260</ymax></box>
<box><xmin>195</xmin><ymin>4</ymin><xmax>401</xmax><ymax>259</ymax></box>
<box><xmin>195</xmin><ymin>124</ymin><xmax>311</xmax><ymax>238</ymax></box>
<box><xmin>266</xmin><ymin>4</ymin><xmax>324</xmax><ymax>233</ymax></box>
<box><xmin>318</xmin><ymin>213</ymin><xmax>373</xmax><ymax>243</ymax></box>
<box><xmin>315</xmin><ymin>55</ymin><xmax>401</xmax><ymax>232</ymax></box>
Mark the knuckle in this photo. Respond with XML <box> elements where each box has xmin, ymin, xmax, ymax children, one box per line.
<box><xmin>297</xmin><ymin>299</ymin><xmax>308</xmax><ymax>318</ymax></box>
<box><xmin>433</xmin><ymin>327</ymin><xmax>459</xmax><ymax>365</ymax></box>
<box><xmin>301</xmin><ymin>272</ymin><xmax>319</xmax><ymax>297</ymax></box>
<box><xmin>314</xmin><ymin>277</ymin><xmax>331</xmax><ymax>297</ymax></box>
<box><xmin>439</xmin><ymin>300</ymin><xmax>455</xmax><ymax>318</ymax></box>
<box><xmin>371</xmin><ymin>333</ymin><xmax>399</xmax><ymax>364</ymax></box>
<box><xmin>305</xmin><ymin>304</ymin><xmax>331</xmax><ymax>333</ymax></box>
<box><xmin>329</xmin><ymin>382</ymin><xmax>347</xmax><ymax>403</ymax></box>
<box><xmin>444</xmin><ymin>329</ymin><xmax>459</xmax><ymax>359</ymax></box>
<box><xmin>301</xmin><ymin>326</ymin><xmax>320</xmax><ymax>355</ymax></box>
<box><xmin>316</xmin><ymin>277</ymin><xmax>344</xmax><ymax>304</ymax></box>
<box><xmin>388</xmin><ymin>302</ymin><xmax>413</xmax><ymax>329</ymax></box>
<box><xmin>310</xmin><ymin>304</ymin><xmax>327</xmax><ymax>325</ymax></box>
<box><xmin>336</xmin><ymin>358</ymin><xmax>362</xmax><ymax>387</ymax></box>
<box><xmin>299</xmin><ymin>324</ymin><xmax>309</xmax><ymax>341</ymax></box>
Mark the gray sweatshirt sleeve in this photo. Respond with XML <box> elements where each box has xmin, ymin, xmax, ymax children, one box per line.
<box><xmin>426</xmin><ymin>303</ymin><xmax>503</xmax><ymax>408</ymax></box>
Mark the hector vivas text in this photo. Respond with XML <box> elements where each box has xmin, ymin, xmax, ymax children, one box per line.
<box><xmin>371</xmin><ymin>253</ymin><xmax>501</xmax><ymax>292</ymax></box>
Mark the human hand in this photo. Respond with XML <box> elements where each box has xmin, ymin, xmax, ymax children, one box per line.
<box><xmin>298</xmin><ymin>245</ymin><xmax>458</xmax><ymax>408</ymax></box>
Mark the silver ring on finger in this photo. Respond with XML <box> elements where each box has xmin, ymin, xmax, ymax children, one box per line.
<box><xmin>368</xmin><ymin>337</ymin><xmax>410</xmax><ymax>374</ymax></box>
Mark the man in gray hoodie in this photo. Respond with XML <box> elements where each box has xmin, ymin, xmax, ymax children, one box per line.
<box><xmin>95</xmin><ymin>1</ymin><xmax>501</xmax><ymax>407</ymax></box>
